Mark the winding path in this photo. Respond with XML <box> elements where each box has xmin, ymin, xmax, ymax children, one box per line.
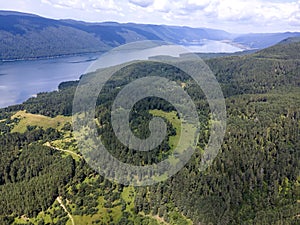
<box><xmin>44</xmin><ymin>142</ymin><xmax>82</xmax><ymax>159</ymax></box>
<box><xmin>56</xmin><ymin>196</ymin><xmax>75</xmax><ymax>225</ymax></box>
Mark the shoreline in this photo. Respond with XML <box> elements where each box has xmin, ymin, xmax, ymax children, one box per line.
<box><xmin>0</xmin><ymin>50</ymin><xmax>107</xmax><ymax>63</ymax></box>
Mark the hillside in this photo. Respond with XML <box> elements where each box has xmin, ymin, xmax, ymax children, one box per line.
<box><xmin>0</xmin><ymin>12</ymin><xmax>108</xmax><ymax>60</ymax></box>
<box><xmin>253</xmin><ymin>37</ymin><xmax>300</xmax><ymax>60</ymax></box>
<box><xmin>0</xmin><ymin>39</ymin><xmax>299</xmax><ymax>224</ymax></box>
<box><xmin>233</xmin><ymin>32</ymin><xmax>300</xmax><ymax>49</ymax></box>
<box><xmin>1</xmin><ymin>10</ymin><xmax>300</xmax><ymax>60</ymax></box>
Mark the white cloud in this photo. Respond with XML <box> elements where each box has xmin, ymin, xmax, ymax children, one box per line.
<box><xmin>174</xmin><ymin>0</ymin><xmax>299</xmax><ymax>23</ymax></box>
<box><xmin>211</xmin><ymin>0</ymin><xmax>256</xmax><ymax>21</ymax></box>
<box><xmin>41</xmin><ymin>0</ymin><xmax>84</xmax><ymax>9</ymax></box>
<box><xmin>91</xmin><ymin>0</ymin><xmax>121</xmax><ymax>11</ymax></box>
<box><xmin>186</xmin><ymin>0</ymin><xmax>211</xmax><ymax>9</ymax></box>
<box><xmin>149</xmin><ymin>0</ymin><xmax>171</xmax><ymax>12</ymax></box>
<box><xmin>149</xmin><ymin>0</ymin><xmax>300</xmax><ymax>32</ymax></box>
<box><xmin>289</xmin><ymin>4</ymin><xmax>300</xmax><ymax>26</ymax></box>
<box><xmin>1</xmin><ymin>0</ymin><xmax>300</xmax><ymax>33</ymax></box>
<box><xmin>43</xmin><ymin>0</ymin><xmax>120</xmax><ymax>11</ymax></box>
<box><xmin>129</xmin><ymin>0</ymin><xmax>154</xmax><ymax>8</ymax></box>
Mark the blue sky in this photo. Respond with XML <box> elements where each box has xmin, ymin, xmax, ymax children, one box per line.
<box><xmin>1</xmin><ymin>0</ymin><xmax>300</xmax><ymax>33</ymax></box>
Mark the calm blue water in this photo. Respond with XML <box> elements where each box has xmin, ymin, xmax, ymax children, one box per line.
<box><xmin>0</xmin><ymin>41</ymin><xmax>242</xmax><ymax>108</ymax></box>
<box><xmin>0</xmin><ymin>54</ymin><xmax>98</xmax><ymax>108</ymax></box>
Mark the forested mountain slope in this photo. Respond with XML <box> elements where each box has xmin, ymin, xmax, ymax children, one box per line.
<box><xmin>0</xmin><ymin>39</ymin><xmax>299</xmax><ymax>224</ymax></box>
<box><xmin>1</xmin><ymin>10</ymin><xmax>300</xmax><ymax>60</ymax></box>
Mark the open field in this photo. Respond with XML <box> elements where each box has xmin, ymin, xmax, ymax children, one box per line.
<box><xmin>11</xmin><ymin>110</ymin><xmax>71</xmax><ymax>133</ymax></box>
<box><xmin>149</xmin><ymin>110</ymin><xmax>181</xmax><ymax>149</ymax></box>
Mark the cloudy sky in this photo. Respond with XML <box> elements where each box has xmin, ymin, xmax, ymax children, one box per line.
<box><xmin>1</xmin><ymin>0</ymin><xmax>300</xmax><ymax>33</ymax></box>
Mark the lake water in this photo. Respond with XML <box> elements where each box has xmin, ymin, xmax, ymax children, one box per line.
<box><xmin>0</xmin><ymin>41</ymin><xmax>242</xmax><ymax>108</ymax></box>
<box><xmin>0</xmin><ymin>55</ymin><xmax>98</xmax><ymax>108</ymax></box>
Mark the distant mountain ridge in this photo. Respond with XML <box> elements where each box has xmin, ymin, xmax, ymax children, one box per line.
<box><xmin>0</xmin><ymin>10</ymin><xmax>40</xmax><ymax>17</ymax></box>
<box><xmin>253</xmin><ymin>36</ymin><xmax>300</xmax><ymax>60</ymax></box>
<box><xmin>0</xmin><ymin>10</ymin><xmax>300</xmax><ymax>60</ymax></box>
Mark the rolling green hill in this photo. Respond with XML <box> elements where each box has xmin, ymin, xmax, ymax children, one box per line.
<box><xmin>0</xmin><ymin>39</ymin><xmax>299</xmax><ymax>224</ymax></box>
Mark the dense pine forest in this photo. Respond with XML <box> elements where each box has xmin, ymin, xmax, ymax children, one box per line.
<box><xmin>0</xmin><ymin>39</ymin><xmax>299</xmax><ymax>224</ymax></box>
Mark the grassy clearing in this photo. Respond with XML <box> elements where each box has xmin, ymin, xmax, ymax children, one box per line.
<box><xmin>71</xmin><ymin>196</ymin><xmax>123</xmax><ymax>225</ymax></box>
<box><xmin>149</xmin><ymin>110</ymin><xmax>181</xmax><ymax>149</ymax></box>
<box><xmin>63</xmin><ymin>175</ymin><xmax>135</xmax><ymax>225</ymax></box>
<box><xmin>149</xmin><ymin>109</ymin><xmax>197</xmax><ymax>153</ymax></box>
<box><xmin>46</xmin><ymin>131</ymin><xmax>82</xmax><ymax>161</ymax></box>
<box><xmin>144</xmin><ymin>214</ymin><xmax>168</xmax><ymax>225</ymax></box>
<box><xmin>121</xmin><ymin>186</ymin><xmax>135</xmax><ymax>212</ymax></box>
<box><xmin>13</xmin><ymin>200</ymin><xmax>67</xmax><ymax>224</ymax></box>
<box><xmin>11</xmin><ymin>110</ymin><xmax>71</xmax><ymax>133</ymax></box>
<box><xmin>73</xmin><ymin>215</ymin><xmax>101</xmax><ymax>225</ymax></box>
<box><xmin>143</xmin><ymin>210</ymin><xmax>193</xmax><ymax>225</ymax></box>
